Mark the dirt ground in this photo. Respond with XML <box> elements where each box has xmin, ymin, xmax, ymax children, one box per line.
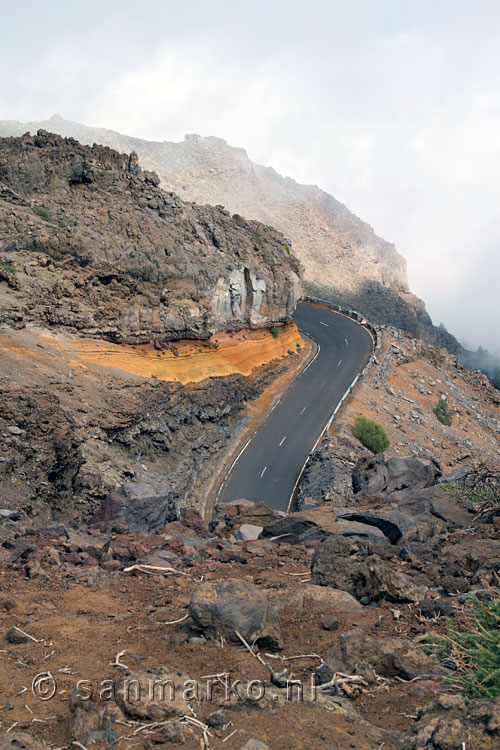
<box><xmin>0</xmin><ymin>541</ymin><xmax>471</xmax><ymax>750</ymax></box>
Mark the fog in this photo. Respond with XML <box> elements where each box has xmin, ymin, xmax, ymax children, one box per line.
<box><xmin>1</xmin><ymin>0</ymin><xmax>499</xmax><ymax>353</ymax></box>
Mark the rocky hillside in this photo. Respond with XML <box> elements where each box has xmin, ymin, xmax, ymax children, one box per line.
<box><xmin>0</xmin><ymin>454</ymin><xmax>499</xmax><ymax>750</ymax></box>
<box><xmin>0</xmin><ymin>130</ymin><xmax>301</xmax><ymax>342</ymax></box>
<box><xmin>0</xmin><ymin>130</ymin><xmax>308</xmax><ymax>526</ymax></box>
<box><xmin>0</xmin><ymin>116</ymin><xmax>459</xmax><ymax>350</ymax></box>
<box><xmin>298</xmin><ymin>323</ymin><xmax>500</xmax><ymax>510</ymax></box>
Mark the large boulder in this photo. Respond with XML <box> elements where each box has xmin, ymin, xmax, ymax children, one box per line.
<box><xmin>190</xmin><ymin>578</ymin><xmax>284</xmax><ymax>649</ymax></box>
<box><xmin>402</xmin><ymin>693</ymin><xmax>500</xmax><ymax>749</ymax></box>
<box><xmin>310</xmin><ymin>535</ymin><xmax>373</xmax><ymax>594</ymax></box>
<box><xmin>89</xmin><ymin>482</ymin><xmax>178</xmax><ymax>532</ymax></box>
<box><xmin>335</xmin><ymin>508</ymin><xmax>416</xmax><ymax>544</ymax></box>
<box><xmin>236</xmin><ymin>524</ymin><xmax>263</xmax><ymax>541</ymax></box>
<box><xmin>311</xmin><ymin>537</ymin><xmax>424</xmax><ymax>603</ymax></box>
<box><xmin>392</xmin><ymin>485</ymin><xmax>475</xmax><ymax>533</ymax></box>
<box><xmin>271</xmin><ymin>583</ymin><xmax>362</xmax><ymax>613</ymax></box>
<box><xmin>260</xmin><ymin>516</ymin><xmax>318</xmax><ymax>539</ymax></box>
<box><xmin>115</xmin><ymin>668</ymin><xmax>190</xmax><ymax>720</ymax></box>
<box><xmin>326</xmin><ymin>628</ymin><xmax>437</xmax><ymax>681</ymax></box>
<box><xmin>352</xmin><ymin>455</ymin><xmax>441</xmax><ymax>498</ymax></box>
<box><xmin>352</xmin><ymin>556</ymin><xmax>426</xmax><ymax>603</ymax></box>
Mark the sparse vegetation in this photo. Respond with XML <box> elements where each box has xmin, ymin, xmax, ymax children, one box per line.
<box><xmin>434</xmin><ymin>397</ymin><xmax>454</xmax><ymax>426</ymax></box>
<box><xmin>32</xmin><ymin>205</ymin><xmax>52</xmax><ymax>222</ymax></box>
<box><xmin>0</xmin><ymin>262</ymin><xmax>16</xmax><ymax>273</ymax></box>
<box><xmin>139</xmin><ymin>288</ymin><xmax>151</xmax><ymax>298</ymax></box>
<box><xmin>270</xmin><ymin>326</ymin><xmax>280</xmax><ymax>339</ymax></box>
<box><xmin>353</xmin><ymin>415</ymin><xmax>390</xmax><ymax>453</ymax></box>
<box><xmin>284</xmin><ymin>243</ymin><xmax>291</xmax><ymax>255</ymax></box>
<box><xmin>426</xmin><ymin>596</ymin><xmax>500</xmax><ymax>700</ymax></box>
<box><xmin>442</xmin><ymin>465</ymin><xmax>500</xmax><ymax>517</ymax></box>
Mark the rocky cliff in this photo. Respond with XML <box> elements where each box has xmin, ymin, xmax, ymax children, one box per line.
<box><xmin>0</xmin><ymin>116</ymin><xmax>459</xmax><ymax>349</ymax></box>
<box><xmin>0</xmin><ymin>130</ymin><xmax>301</xmax><ymax>342</ymax></box>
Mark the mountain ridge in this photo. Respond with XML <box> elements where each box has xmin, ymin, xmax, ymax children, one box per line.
<box><xmin>0</xmin><ymin>115</ymin><xmax>460</xmax><ymax>351</ymax></box>
<box><xmin>0</xmin><ymin>129</ymin><xmax>301</xmax><ymax>342</ymax></box>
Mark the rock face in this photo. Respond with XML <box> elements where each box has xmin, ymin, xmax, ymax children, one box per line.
<box><xmin>352</xmin><ymin>454</ymin><xmax>442</xmax><ymax>498</ymax></box>
<box><xmin>0</xmin><ymin>131</ymin><xmax>301</xmax><ymax>342</ymax></box>
<box><xmin>310</xmin><ymin>536</ymin><xmax>424</xmax><ymax>603</ymax></box>
<box><xmin>0</xmin><ymin>332</ymin><xmax>288</xmax><ymax>525</ymax></box>
<box><xmin>0</xmin><ymin>116</ymin><xmax>460</xmax><ymax>348</ymax></box>
<box><xmin>189</xmin><ymin>578</ymin><xmax>284</xmax><ymax>649</ymax></box>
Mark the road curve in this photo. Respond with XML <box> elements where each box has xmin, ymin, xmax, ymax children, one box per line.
<box><xmin>217</xmin><ymin>301</ymin><xmax>373</xmax><ymax>512</ymax></box>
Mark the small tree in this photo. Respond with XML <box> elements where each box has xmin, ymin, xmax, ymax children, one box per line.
<box><xmin>434</xmin><ymin>397</ymin><xmax>453</xmax><ymax>426</ymax></box>
<box><xmin>353</xmin><ymin>415</ymin><xmax>390</xmax><ymax>453</ymax></box>
<box><xmin>270</xmin><ymin>326</ymin><xmax>280</xmax><ymax>339</ymax></box>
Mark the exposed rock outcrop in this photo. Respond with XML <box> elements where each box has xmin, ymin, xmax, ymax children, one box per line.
<box><xmin>0</xmin><ymin>116</ymin><xmax>459</xmax><ymax>348</ymax></box>
<box><xmin>0</xmin><ymin>130</ymin><xmax>301</xmax><ymax>343</ymax></box>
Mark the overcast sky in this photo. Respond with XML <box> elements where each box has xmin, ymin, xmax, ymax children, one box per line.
<box><xmin>1</xmin><ymin>0</ymin><xmax>499</xmax><ymax>353</ymax></box>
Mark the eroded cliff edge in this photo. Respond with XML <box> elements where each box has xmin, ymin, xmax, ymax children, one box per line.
<box><xmin>0</xmin><ymin>131</ymin><xmax>305</xmax><ymax>526</ymax></box>
<box><xmin>0</xmin><ymin>130</ymin><xmax>301</xmax><ymax>342</ymax></box>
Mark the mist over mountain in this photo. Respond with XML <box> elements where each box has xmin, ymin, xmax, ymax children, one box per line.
<box><xmin>0</xmin><ymin>115</ymin><xmax>460</xmax><ymax>352</ymax></box>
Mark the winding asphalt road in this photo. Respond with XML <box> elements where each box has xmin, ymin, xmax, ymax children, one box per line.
<box><xmin>217</xmin><ymin>301</ymin><xmax>373</xmax><ymax>512</ymax></box>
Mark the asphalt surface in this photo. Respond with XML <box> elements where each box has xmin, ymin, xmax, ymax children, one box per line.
<box><xmin>217</xmin><ymin>301</ymin><xmax>373</xmax><ymax>512</ymax></box>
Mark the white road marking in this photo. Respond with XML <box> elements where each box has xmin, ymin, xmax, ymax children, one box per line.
<box><xmin>300</xmin><ymin>406</ymin><xmax>307</xmax><ymax>415</ymax></box>
<box><xmin>279</xmin><ymin>436</ymin><xmax>286</xmax><ymax>446</ymax></box>
<box><xmin>345</xmin><ymin>338</ymin><xmax>349</xmax><ymax>345</ymax></box>
<box><xmin>320</xmin><ymin>321</ymin><xmax>329</xmax><ymax>327</ymax></box>
<box><xmin>338</xmin><ymin>359</ymin><xmax>342</xmax><ymax>367</ymax></box>
<box><xmin>269</xmin><ymin>399</ymin><xmax>280</xmax><ymax>415</ymax></box>
<box><xmin>215</xmin><ymin>437</ymin><xmax>253</xmax><ymax>503</ymax></box>
<box><xmin>227</xmin><ymin>438</ymin><xmax>252</xmax><ymax>476</ymax></box>
<box><xmin>301</xmin><ymin>342</ymin><xmax>320</xmax><ymax>374</ymax></box>
<box><xmin>260</xmin><ymin>466</ymin><xmax>267</xmax><ymax>478</ymax></box>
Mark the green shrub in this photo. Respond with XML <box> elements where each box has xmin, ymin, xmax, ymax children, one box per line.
<box><xmin>353</xmin><ymin>415</ymin><xmax>390</xmax><ymax>453</ymax></box>
<box><xmin>284</xmin><ymin>243</ymin><xmax>291</xmax><ymax>255</ymax></box>
<box><xmin>426</xmin><ymin>596</ymin><xmax>500</xmax><ymax>700</ymax></box>
<box><xmin>0</xmin><ymin>262</ymin><xmax>16</xmax><ymax>273</ymax></box>
<box><xmin>270</xmin><ymin>326</ymin><xmax>280</xmax><ymax>339</ymax></box>
<box><xmin>32</xmin><ymin>205</ymin><xmax>52</xmax><ymax>222</ymax></box>
<box><xmin>434</xmin><ymin>397</ymin><xmax>454</xmax><ymax>426</ymax></box>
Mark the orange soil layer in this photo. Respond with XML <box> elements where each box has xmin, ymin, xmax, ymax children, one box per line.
<box><xmin>42</xmin><ymin>323</ymin><xmax>306</xmax><ymax>384</ymax></box>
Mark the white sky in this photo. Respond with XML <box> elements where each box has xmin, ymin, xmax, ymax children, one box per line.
<box><xmin>1</xmin><ymin>0</ymin><xmax>499</xmax><ymax>352</ymax></box>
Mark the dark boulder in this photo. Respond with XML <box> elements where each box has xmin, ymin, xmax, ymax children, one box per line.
<box><xmin>352</xmin><ymin>455</ymin><xmax>441</xmax><ymax>497</ymax></box>
<box><xmin>190</xmin><ymin>578</ymin><xmax>284</xmax><ymax>650</ymax></box>
<box><xmin>88</xmin><ymin>482</ymin><xmax>178</xmax><ymax>533</ymax></box>
<box><xmin>260</xmin><ymin>516</ymin><xmax>318</xmax><ymax>539</ymax></box>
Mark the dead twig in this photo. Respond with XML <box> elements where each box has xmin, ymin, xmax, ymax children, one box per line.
<box><xmin>235</xmin><ymin>630</ymin><xmax>293</xmax><ymax>688</ymax></box>
<box><xmin>157</xmin><ymin>614</ymin><xmax>188</xmax><ymax>626</ymax></box>
<box><xmin>11</xmin><ymin>626</ymin><xmax>52</xmax><ymax>647</ymax></box>
<box><xmin>265</xmin><ymin>652</ymin><xmax>324</xmax><ymax>664</ymax></box>
<box><xmin>318</xmin><ymin>671</ymin><xmax>369</xmax><ymax>695</ymax></box>
<box><xmin>110</xmin><ymin>650</ymin><xmax>128</xmax><ymax>670</ymax></box>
